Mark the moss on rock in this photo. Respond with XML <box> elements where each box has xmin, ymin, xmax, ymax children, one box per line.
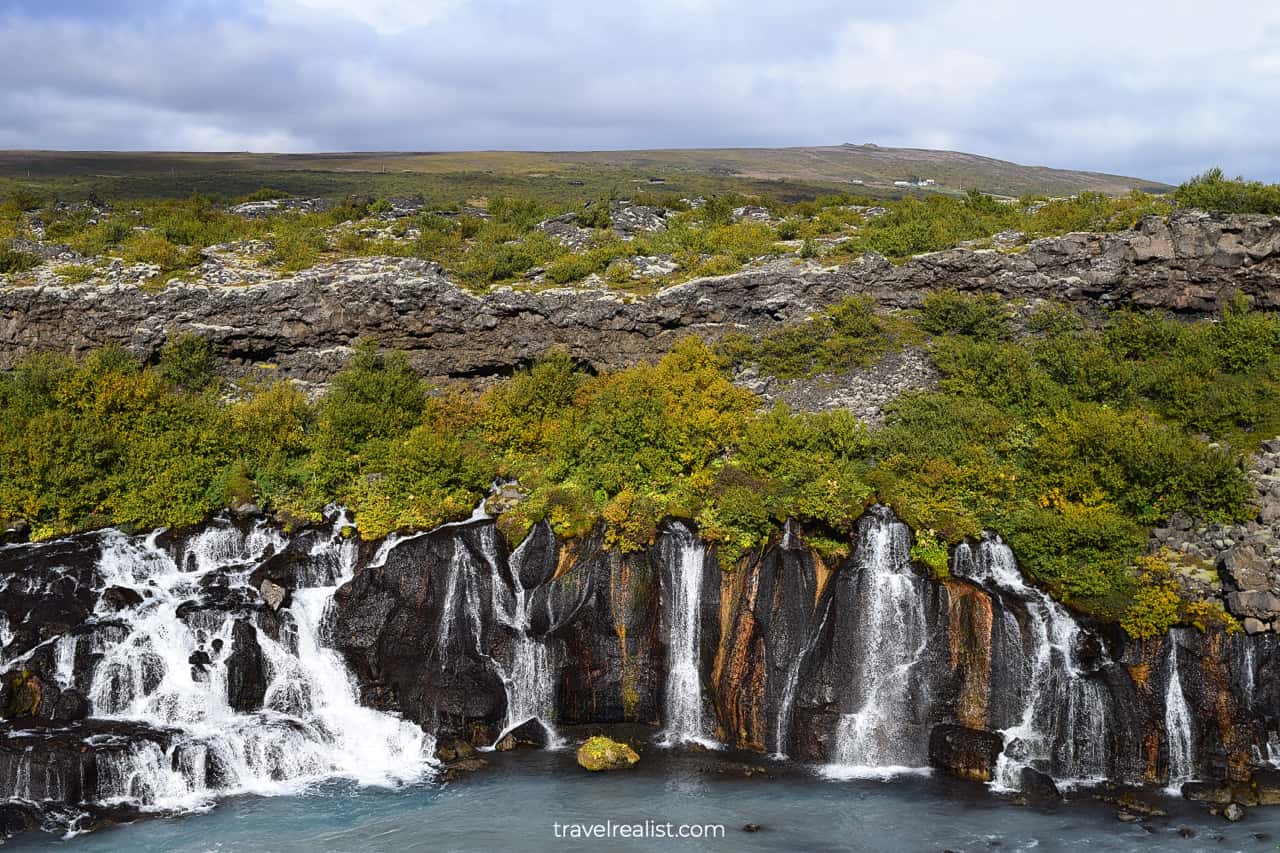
<box><xmin>576</xmin><ymin>736</ymin><xmax>639</xmax><ymax>771</ymax></box>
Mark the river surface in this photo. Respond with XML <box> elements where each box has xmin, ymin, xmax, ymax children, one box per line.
<box><xmin>8</xmin><ymin>746</ymin><xmax>1277</xmax><ymax>852</ymax></box>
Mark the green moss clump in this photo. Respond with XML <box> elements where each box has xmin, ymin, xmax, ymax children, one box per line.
<box><xmin>576</xmin><ymin>736</ymin><xmax>639</xmax><ymax>771</ymax></box>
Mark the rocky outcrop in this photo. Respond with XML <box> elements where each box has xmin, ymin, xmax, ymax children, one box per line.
<box><xmin>1</xmin><ymin>212</ymin><xmax>1276</xmax><ymax>382</ymax></box>
<box><xmin>1153</xmin><ymin>438</ymin><xmax>1280</xmax><ymax>629</ymax></box>
<box><xmin>736</xmin><ymin>346</ymin><xmax>940</xmax><ymax>423</ymax></box>
<box><xmin>556</xmin><ymin>536</ymin><xmax>667</xmax><ymax>726</ymax></box>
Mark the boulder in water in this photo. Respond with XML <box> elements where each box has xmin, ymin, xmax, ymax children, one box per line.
<box><xmin>224</xmin><ymin>620</ymin><xmax>267</xmax><ymax>712</ymax></box>
<box><xmin>100</xmin><ymin>585</ymin><xmax>144</xmax><ymax>611</ymax></box>
<box><xmin>1224</xmin><ymin>802</ymin><xmax>1246</xmax><ymax>822</ymax></box>
<box><xmin>1253</xmin><ymin>769</ymin><xmax>1280</xmax><ymax>806</ymax></box>
<box><xmin>576</xmin><ymin>736</ymin><xmax>639</xmax><ymax>771</ymax></box>
<box><xmin>1017</xmin><ymin>767</ymin><xmax>1062</xmax><ymax>802</ymax></box>
<box><xmin>927</xmin><ymin>724</ymin><xmax>1003</xmax><ymax>783</ymax></box>
<box><xmin>435</xmin><ymin>739</ymin><xmax>476</xmax><ymax>762</ymax></box>
<box><xmin>1184</xmin><ymin>772</ymin><xmax>1280</xmax><ymax>807</ymax></box>
<box><xmin>441</xmin><ymin>757</ymin><xmax>488</xmax><ymax>781</ymax></box>
<box><xmin>503</xmin><ymin>717</ymin><xmax>552</xmax><ymax>749</ymax></box>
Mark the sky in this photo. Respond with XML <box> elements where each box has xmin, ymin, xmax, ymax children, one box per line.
<box><xmin>2</xmin><ymin>0</ymin><xmax>1277</xmax><ymax>183</ymax></box>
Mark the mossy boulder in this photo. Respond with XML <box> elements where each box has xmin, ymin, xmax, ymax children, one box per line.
<box><xmin>576</xmin><ymin>736</ymin><xmax>639</xmax><ymax>771</ymax></box>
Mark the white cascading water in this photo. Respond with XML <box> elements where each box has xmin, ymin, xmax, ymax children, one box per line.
<box><xmin>1165</xmin><ymin>637</ymin><xmax>1195</xmax><ymax>788</ymax></box>
<box><xmin>436</xmin><ymin>538</ymin><xmax>485</xmax><ymax>662</ymax></box>
<box><xmin>53</xmin><ymin>633</ymin><xmax>78</xmax><ymax>690</ymax></box>
<box><xmin>419</xmin><ymin>513</ymin><xmax>563</xmax><ymax>749</ymax></box>
<box><xmin>954</xmin><ymin>536</ymin><xmax>1109</xmax><ymax>789</ymax></box>
<box><xmin>0</xmin><ymin>611</ymin><xmax>11</xmax><ymax>665</ymax></box>
<box><xmin>1266</xmin><ymin>733</ymin><xmax>1280</xmax><ymax>769</ymax></box>
<box><xmin>659</xmin><ymin>523</ymin><xmax>715</xmax><ymax>748</ymax></box>
<box><xmin>826</xmin><ymin>510</ymin><xmax>930</xmax><ymax>777</ymax></box>
<box><xmin>773</xmin><ymin>605</ymin><xmax>830</xmax><ymax>759</ymax></box>
<box><xmin>491</xmin><ymin>526</ymin><xmax>562</xmax><ymax>748</ymax></box>
<box><xmin>73</xmin><ymin>510</ymin><xmax>431</xmax><ymax>812</ymax></box>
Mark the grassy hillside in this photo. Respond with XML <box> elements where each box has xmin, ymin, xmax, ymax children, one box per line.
<box><xmin>0</xmin><ymin>145</ymin><xmax>1167</xmax><ymax>203</ymax></box>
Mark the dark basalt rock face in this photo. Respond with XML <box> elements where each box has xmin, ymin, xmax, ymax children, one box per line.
<box><xmin>333</xmin><ymin>523</ymin><xmax>511</xmax><ymax>740</ymax></box>
<box><xmin>717</xmin><ymin>527</ymin><xmax>832</xmax><ymax>756</ymax></box>
<box><xmin>555</xmin><ymin>534</ymin><xmax>666</xmax><ymax>726</ymax></box>
<box><xmin>0</xmin><ymin>535</ymin><xmax>100</xmax><ymax>664</ymax></box>
<box><xmin>0</xmin><ymin>721</ymin><xmax>175</xmax><ymax>815</ymax></box>
<box><xmin>928</xmin><ymin>724</ymin><xmax>1004</xmax><ymax>782</ymax></box>
<box><xmin>331</xmin><ymin>519</ymin><xmax>670</xmax><ymax>740</ymax></box>
<box><xmin>322</xmin><ymin>508</ymin><xmax>1280</xmax><ymax>795</ymax></box>
<box><xmin>2</xmin><ymin>213</ymin><xmax>1275</xmax><ymax>382</ymax></box>
<box><xmin>224</xmin><ymin>620</ymin><xmax>267</xmax><ymax>713</ymax></box>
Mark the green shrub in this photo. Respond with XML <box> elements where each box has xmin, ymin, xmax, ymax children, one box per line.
<box><xmin>237</xmin><ymin>188</ymin><xmax>290</xmax><ymax>203</ymax></box>
<box><xmin>723</xmin><ymin>295</ymin><xmax>905</xmax><ymax>380</ymax></box>
<box><xmin>66</xmin><ymin>218</ymin><xmax>135</xmax><ymax>256</ymax></box>
<box><xmin>54</xmin><ymin>264</ymin><xmax>98</xmax><ymax>284</ymax></box>
<box><xmin>701</xmin><ymin>196</ymin><xmax>735</xmax><ymax>226</ymax></box>
<box><xmin>1173</xmin><ymin>168</ymin><xmax>1280</xmax><ymax>215</ymax></box>
<box><xmin>1120</xmin><ymin>554</ymin><xmax>1181</xmax><ymax>640</ymax></box>
<box><xmin>455</xmin><ymin>230</ymin><xmax>563</xmax><ymax>286</ymax></box>
<box><xmin>0</xmin><ymin>247</ymin><xmax>40</xmax><ymax>274</ymax></box>
<box><xmin>918</xmin><ymin>290</ymin><xmax>1009</xmax><ymax>340</ymax></box>
<box><xmin>159</xmin><ymin>333</ymin><xmax>217</xmax><ymax>392</ymax></box>
<box><xmin>487</xmin><ymin>196</ymin><xmax>546</xmax><ymax>230</ymax></box>
<box><xmin>910</xmin><ymin>528</ymin><xmax>950</xmax><ymax>580</ymax></box>
<box><xmin>266</xmin><ymin>214</ymin><xmax>329</xmax><ymax>270</ymax></box>
<box><xmin>577</xmin><ymin>201</ymin><xmax>612</xmax><ymax>229</ymax></box>
<box><xmin>121</xmin><ymin>231</ymin><xmax>182</xmax><ymax>269</ymax></box>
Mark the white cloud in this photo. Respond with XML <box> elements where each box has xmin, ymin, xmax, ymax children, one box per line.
<box><xmin>264</xmin><ymin>0</ymin><xmax>466</xmax><ymax>35</ymax></box>
<box><xmin>2</xmin><ymin>0</ymin><xmax>1278</xmax><ymax>181</ymax></box>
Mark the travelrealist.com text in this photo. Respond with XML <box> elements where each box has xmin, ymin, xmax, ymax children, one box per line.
<box><xmin>552</xmin><ymin>821</ymin><xmax>727</xmax><ymax>840</ymax></box>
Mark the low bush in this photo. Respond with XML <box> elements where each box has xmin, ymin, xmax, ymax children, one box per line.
<box><xmin>1173</xmin><ymin>168</ymin><xmax>1280</xmax><ymax>215</ymax></box>
<box><xmin>0</xmin><ymin>247</ymin><xmax>40</xmax><ymax>274</ymax></box>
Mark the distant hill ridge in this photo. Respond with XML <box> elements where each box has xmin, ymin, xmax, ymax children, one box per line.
<box><xmin>0</xmin><ymin>145</ymin><xmax>1166</xmax><ymax>201</ymax></box>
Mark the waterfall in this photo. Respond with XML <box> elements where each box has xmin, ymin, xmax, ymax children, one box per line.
<box><xmin>54</xmin><ymin>633</ymin><xmax>79</xmax><ymax>689</ymax></box>
<box><xmin>826</xmin><ymin>508</ymin><xmax>930</xmax><ymax>776</ymax></box>
<box><xmin>772</xmin><ymin>604</ymin><xmax>830</xmax><ymax>759</ymax></box>
<box><xmin>435</xmin><ymin>539</ymin><xmax>485</xmax><ymax>659</ymax></box>
<box><xmin>954</xmin><ymin>536</ymin><xmax>1110</xmax><ymax>789</ymax></box>
<box><xmin>25</xmin><ymin>510</ymin><xmax>433</xmax><ymax>814</ymax></box>
<box><xmin>1165</xmin><ymin>638</ymin><xmax>1195</xmax><ymax>788</ymax></box>
<box><xmin>493</xmin><ymin>527</ymin><xmax>562</xmax><ymax>748</ymax></box>
<box><xmin>1243</xmin><ymin>643</ymin><xmax>1256</xmax><ymax>706</ymax></box>
<box><xmin>659</xmin><ymin>523</ymin><xmax>715</xmax><ymax>748</ymax></box>
<box><xmin>0</xmin><ymin>611</ymin><xmax>11</xmax><ymax>665</ymax></box>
